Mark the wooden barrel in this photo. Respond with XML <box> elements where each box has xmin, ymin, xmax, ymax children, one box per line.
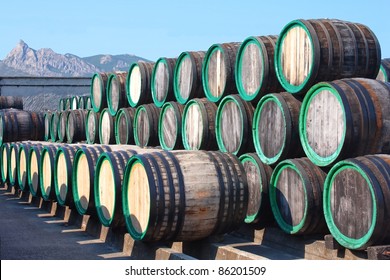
<box><xmin>77</xmin><ymin>95</ymin><xmax>88</xmax><ymax>109</ymax></box>
<box><xmin>239</xmin><ymin>153</ymin><xmax>273</xmax><ymax>224</ymax></box>
<box><xmin>54</xmin><ymin>144</ymin><xmax>83</xmax><ymax>206</ymax></box>
<box><xmin>0</xmin><ymin>96</ymin><xmax>23</xmax><ymax>110</ymax></box>
<box><xmin>253</xmin><ymin>92</ymin><xmax>304</xmax><ymax>165</ymax></box>
<box><xmin>39</xmin><ymin>145</ymin><xmax>60</xmax><ymax>201</ymax></box>
<box><xmin>269</xmin><ymin>157</ymin><xmax>327</xmax><ymax>234</ymax></box>
<box><xmin>202</xmin><ymin>42</ymin><xmax>241</xmax><ymax>102</ymax></box>
<box><xmin>8</xmin><ymin>143</ymin><xmax>21</xmax><ymax>187</ymax></box>
<box><xmin>91</xmin><ymin>72</ymin><xmax>110</xmax><ymax>112</ymax></box>
<box><xmin>84</xmin><ymin>96</ymin><xmax>92</xmax><ymax>109</ymax></box>
<box><xmin>158</xmin><ymin>102</ymin><xmax>184</xmax><ymax>150</ymax></box>
<box><xmin>27</xmin><ymin>145</ymin><xmax>44</xmax><ymax>197</ymax></box>
<box><xmin>115</xmin><ymin>107</ymin><xmax>136</xmax><ymax>145</ymax></box>
<box><xmin>64</xmin><ymin>97</ymin><xmax>72</xmax><ymax>111</ymax></box>
<box><xmin>323</xmin><ymin>154</ymin><xmax>390</xmax><ymax>250</ymax></box>
<box><xmin>72</xmin><ymin>145</ymin><xmax>112</xmax><ymax>215</ymax></box>
<box><xmin>235</xmin><ymin>35</ymin><xmax>283</xmax><ymax>103</ymax></box>
<box><xmin>133</xmin><ymin>104</ymin><xmax>161</xmax><ymax>147</ymax></box>
<box><xmin>99</xmin><ymin>108</ymin><xmax>116</xmax><ymax>144</ymax></box>
<box><xmin>275</xmin><ymin>19</ymin><xmax>381</xmax><ymax>94</ymax></box>
<box><xmin>173</xmin><ymin>51</ymin><xmax>206</xmax><ymax>104</ymax></box>
<box><xmin>0</xmin><ymin>110</ymin><xmax>44</xmax><ymax>145</ymax></box>
<box><xmin>122</xmin><ymin>150</ymin><xmax>248</xmax><ymax>242</ymax></box>
<box><xmin>58</xmin><ymin>98</ymin><xmax>66</xmax><ymax>111</ymax></box>
<box><xmin>107</xmin><ymin>72</ymin><xmax>128</xmax><ymax>116</ymax></box>
<box><xmin>182</xmin><ymin>98</ymin><xmax>218</xmax><ymax>151</ymax></box>
<box><xmin>377</xmin><ymin>58</ymin><xmax>390</xmax><ymax>82</ymax></box>
<box><xmin>126</xmin><ymin>62</ymin><xmax>155</xmax><ymax>108</ymax></box>
<box><xmin>43</xmin><ymin>111</ymin><xmax>52</xmax><ymax>141</ymax></box>
<box><xmin>85</xmin><ymin>110</ymin><xmax>100</xmax><ymax>144</ymax></box>
<box><xmin>50</xmin><ymin>111</ymin><xmax>60</xmax><ymax>142</ymax></box>
<box><xmin>0</xmin><ymin>143</ymin><xmax>10</xmax><ymax>184</ymax></box>
<box><xmin>57</xmin><ymin>110</ymin><xmax>70</xmax><ymax>143</ymax></box>
<box><xmin>17</xmin><ymin>142</ymin><xmax>37</xmax><ymax>191</ymax></box>
<box><xmin>71</xmin><ymin>96</ymin><xmax>80</xmax><ymax>110</ymax></box>
<box><xmin>66</xmin><ymin>109</ymin><xmax>87</xmax><ymax>143</ymax></box>
<box><xmin>215</xmin><ymin>95</ymin><xmax>254</xmax><ymax>155</ymax></box>
<box><xmin>151</xmin><ymin>57</ymin><xmax>177</xmax><ymax>107</ymax></box>
<box><xmin>94</xmin><ymin>149</ymin><xmax>138</xmax><ymax>227</ymax></box>
<box><xmin>299</xmin><ymin>78</ymin><xmax>390</xmax><ymax>167</ymax></box>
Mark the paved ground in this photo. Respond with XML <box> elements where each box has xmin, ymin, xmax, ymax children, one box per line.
<box><xmin>0</xmin><ymin>186</ymin><xmax>129</xmax><ymax>260</ymax></box>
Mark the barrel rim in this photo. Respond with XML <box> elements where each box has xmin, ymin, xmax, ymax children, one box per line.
<box><xmin>54</xmin><ymin>147</ymin><xmax>71</xmax><ymax>206</ymax></box>
<box><xmin>181</xmin><ymin>99</ymin><xmax>206</xmax><ymax>150</ymax></box>
<box><xmin>126</xmin><ymin>62</ymin><xmax>142</xmax><ymax>108</ymax></box>
<box><xmin>151</xmin><ymin>57</ymin><xmax>171</xmax><ymax>107</ymax></box>
<box><xmin>43</xmin><ymin>112</ymin><xmax>52</xmax><ymax>141</ymax></box>
<box><xmin>50</xmin><ymin>112</ymin><xmax>59</xmax><ymax>142</ymax></box>
<box><xmin>253</xmin><ymin>93</ymin><xmax>287</xmax><ymax>165</ymax></box>
<box><xmin>115</xmin><ymin>108</ymin><xmax>132</xmax><ymax>145</ymax></box>
<box><xmin>202</xmin><ymin>44</ymin><xmax>227</xmax><ymax>102</ymax></box>
<box><xmin>106</xmin><ymin>73</ymin><xmax>121</xmax><ymax>116</ymax></box>
<box><xmin>235</xmin><ymin>36</ymin><xmax>266</xmax><ymax>101</ymax></box>
<box><xmin>91</xmin><ymin>73</ymin><xmax>102</xmax><ymax>112</ymax></box>
<box><xmin>17</xmin><ymin>143</ymin><xmax>30</xmax><ymax>190</ymax></box>
<box><xmin>0</xmin><ymin>143</ymin><xmax>9</xmax><ymax>182</ymax></box>
<box><xmin>122</xmin><ymin>155</ymin><xmax>152</xmax><ymax>240</ymax></box>
<box><xmin>158</xmin><ymin>102</ymin><xmax>180</xmax><ymax>150</ymax></box>
<box><xmin>173</xmin><ymin>51</ymin><xmax>195</xmax><ymax>104</ymax></box>
<box><xmin>98</xmin><ymin>108</ymin><xmax>113</xmax><ymax>145</ymax></box>
<box><xmin>94</xmin><ymin>152</ymin><xmax>117</xmax><ymax>227</ymax></box>
<box><xmin>299</xmin><ymin>82</ymin><xmax>347</xmax><ymax>166</ymax></box>
<box><xmin>274</xmin><ymin>19</ymin><xmax>319</xmax><ymax>94</ymax></box>
<box><xmin>27</xmin><ymin>146</ymin><xmax>42</xmax><ymax>197</ymax></box>
<box><xmin>85</xmin><ymin>110</ymin><xmax>98</xmax><ymax>144</ymax></box>
<box><xmin>39</xmin><ymin>146</ymin><xmax>54</xmax><ymax>201</ymax></box>
<box><xmin>71</xmin><ymin>148</ymin><xmax>90</xmax><ymax>215</ymax></box>
<box><xmin>239</xmin><ymin>153</ymin><xmax>265</xmax><ymax>223</ymax></box>
<box><xmin>133</xmin><ymin>105</ymin><xmax>151</xmax><ymax>147</ymax></box>
<box><xmin>8</xmin><ymin>143</ymin><xmax>19</xmax><ymax>186</ymax></box>
<box><xmin>323</xmin><ymin>160</ymin><xmax>377</xmax><ymax>249</ymax></box>
<box><xmin>215</xmin><ymin>95</ymin><xmax>245</xmax><ymax>155</ymax></box>
<box><xmin>269</xmin><ymin>159</ymin><xmax>308</xmax><ymax>234</ymax></box>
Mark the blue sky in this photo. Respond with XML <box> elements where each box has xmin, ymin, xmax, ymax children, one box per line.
<box><xmin>0</xmin><ymin>0</ymin><xmax>389</xmax><ymax>61</ymax></box>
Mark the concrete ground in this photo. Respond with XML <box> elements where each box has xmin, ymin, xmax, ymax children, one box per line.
<box><xmin>0</xmin><ymin>185</ymin><xmax>129</xmax><ymax>260</ymax></box>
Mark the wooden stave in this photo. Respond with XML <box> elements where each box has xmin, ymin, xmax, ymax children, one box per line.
<box><xmin>215</xmin><ymin>94</ymin><xmax>254</xmax><ymax>155</ymax></box>
<box><xmin>133</xmin><ymin>104</ymin><xmax>161</xmax><ymax>148</ymax></box>
<box><xmin>173</xmin><ymin>51</ymin><xmax>206</xmax><ymax>104</ymax></box>
<box><xmin>107</xmin><ymin>72</ymin><xmax>128</xmax><ymax>116</ymax></box>
<box><xmin>91</xmin><ymin>72</ymin><xmax>111</xmax><ymax>113</ymax></box>
<box><xmin>122</xmin><ymin>150</ymin><xmax>248</xmax><ymax>242</ymax></box>
<box><xmin>66</xmin><ymin>109</ymin><xmax>87</xmax><ymax>143</ymax></box>
<box><xmin>158</xmin><ymin>101</ymin><xmax>184</xmax><ymax>150</ymax></box>
<box><xmin>275</xmin><ymin>19</ymin><xmax>381</xmax><ymax>95</ymax></box>
<box><xmin>253</xmin><ymin>92</ymin><xmax>304</xmax><ymax>165</ymax></box>
<box><xmin>114</xmin><ymin>107</ymin><xmax>136</xmax><ymax>145</ymax></box>
<box><xmin>269</xmin><ymin>157</ymin><xmax>328</xmax><ymax>235</ymax></box>
<box><xmin>182</xmin><ymin>98</ymin><xmax>218</xmax><ymax>151</ymax></box>
<box><xmin>202</xmin><ymin>42</ymin><xmax>241</xmax><ymax>103</ymax></box>
<box><xmin>151</xmin><ymin>57</ymin><xmax>178</xmax><ymax>107</ymax></box>
<box><xmin>126</xmin><ymin>62</ymin><xmax>155</xmax><ymax>108</ymax></box>
<box><xmin>323</xmin><ymin>154</ymin><xmax>390</xmax><ymax>250</ymax></box>
<box><xmin>299</xmin><ymin>78</ymin><xmax>390</xmax><ymax>167</ymax></box>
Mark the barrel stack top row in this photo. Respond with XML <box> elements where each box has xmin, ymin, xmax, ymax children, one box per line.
<box><xmin>88</xmin><ymin>18</ymin><xmax>389</xmax><ymax>118</ymax></box>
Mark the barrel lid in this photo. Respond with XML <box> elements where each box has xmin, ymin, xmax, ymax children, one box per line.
<box><xmin>158</xmin><ymin>102</ymin><xmax>180</xmax><ymax>150</ymax></box>
<box><xmin>151</xmin><ymin>57</ymin><xmax>172</xmax><ymax>107</ymax></box>
<box><xmin>323</xmin><ymin>159</ymin><xmax>377</xmax><ymax>249</ymax></box>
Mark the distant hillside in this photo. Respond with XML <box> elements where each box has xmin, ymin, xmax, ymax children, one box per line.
<box><xmin>0</xmin><ymin>40</ymin><xmax>150</xmax><ymax>77</ymax></box>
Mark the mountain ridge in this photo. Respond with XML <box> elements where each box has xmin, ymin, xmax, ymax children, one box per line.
<box><xmin>0</xmin><ymin>40</ymin><xmax>149</xmax><ymax>77</ymax></box>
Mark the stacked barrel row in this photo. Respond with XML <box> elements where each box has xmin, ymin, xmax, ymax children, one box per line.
<box><xmin>1</xmin><ymin>18</ymin><xmax>390</xmax><ymax>252</ymax></box>
<box><xmin>0</xmin><ymin>141</ymin><xmax>248</xmax><ymax>242</ymax></box>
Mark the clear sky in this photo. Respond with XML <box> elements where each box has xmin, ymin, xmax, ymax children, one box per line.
<box><xmin>1</xmin><ymin>0</ymin><xmax>389</xmax><ymax>61</ymax></box>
